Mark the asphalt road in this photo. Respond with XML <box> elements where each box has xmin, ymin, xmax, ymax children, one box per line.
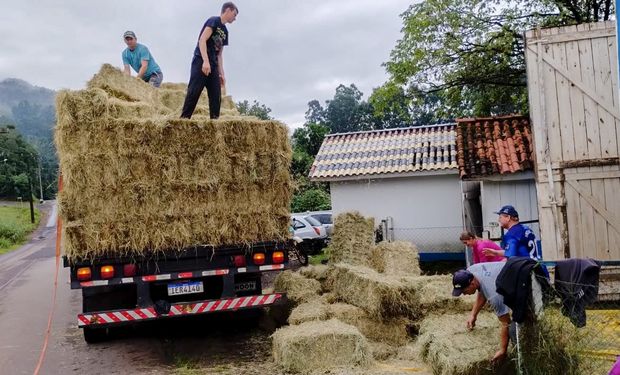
<box><xmin>0</xmin><ymin>202</ymin><xmax>278</xmax><ymax>375</ymax></box>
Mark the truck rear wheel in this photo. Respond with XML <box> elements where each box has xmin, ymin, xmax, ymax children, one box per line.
<box><xmin>83</xmin><ymin>327</ymin><xmax>108</xmax><ymax>343</ymax></box>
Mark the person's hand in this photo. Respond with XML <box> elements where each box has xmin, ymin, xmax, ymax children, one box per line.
<box><xmin>491</xmin><ymin>349</ymin><xmax>507</xmax><ymax>364</ymax></box>
<box><xmin>202</xmin><ymin>61</ymin><xmax>211</xmax><ymax>76</ymax></box>
<box><xmin>220</xmin><ymin>75</ymin><xmax>226</xmax><ymax>87</ymax></box>
<box><xmin>482</xmin><ymin>248</ymin><xmax>497</xmax><ymax>257</ymax></box>
<box><xmin>467</xmin><ymin>315</ymin><xmax>476</xmax><ymax>330</ymax></box>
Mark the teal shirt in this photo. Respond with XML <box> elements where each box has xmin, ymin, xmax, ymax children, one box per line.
<box><xmin>122</xmin><ymin>43</ymin><xmax>161</xmax><ymax>81</ymax></box>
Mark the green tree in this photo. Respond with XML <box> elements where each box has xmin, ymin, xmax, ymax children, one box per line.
<box><xmin>292</xmin><ymin>123</ymin><xmax>329</xmax><ymax>157</ymax></box>
<box><xmin>324</xmin><ymin>84</ymin><xmax>377</xmax><ymax>133</ymax></box>
<box><xmin>236</xmin><ymin>99</ymin><xmax>273</xmax><ymax>120</ymax></box>
<box><xmin>0</xmin><ymin>126</ymin><xmax>38</xmax><ymax>198</ymax></box>
<box><xmin>382</xmin><ymin>0</ymin><xmax>613</xmax><ymax>118</ymax></box>
<box><xmin>291</xmin><ymin>188</ymin><xmax>331</xmax><ymax>213</ymax></box>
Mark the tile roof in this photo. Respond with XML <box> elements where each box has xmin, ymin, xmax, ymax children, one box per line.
<box><xmin>455</xmin><ymin>115</ymin><xmax>534</xmax><ymax>179</ymax></box>
<box><xmin>309</xmin><ymin>124</ymin><xmax>458</xmax><ymax>181</ymax></box>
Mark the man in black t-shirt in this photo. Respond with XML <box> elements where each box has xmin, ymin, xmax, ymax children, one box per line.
<box><xmin>181</xmin><ymin>2</ymin><xmax>238</xmax><ymax>119</ymax></box>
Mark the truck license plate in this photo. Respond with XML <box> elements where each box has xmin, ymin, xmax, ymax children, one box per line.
<box><xmin>167</xmin><ymin>281</ymin><xmax>204</xmax><ymax>296</ymax></box>
<box><xmin>234</xmin><ymin>281</ymin><xmax>256</xmax><ymax>292</ymax></box>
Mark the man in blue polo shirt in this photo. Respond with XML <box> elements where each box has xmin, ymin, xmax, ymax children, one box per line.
<box><xmin>121</xmin><ymin>31</ymin><xmax>163</xmax><ymax>87</ymax></box>
<box><xmin>483</xmin><ymin>205</ymin><xmax>542</xmax><ymax>260</ymax></box>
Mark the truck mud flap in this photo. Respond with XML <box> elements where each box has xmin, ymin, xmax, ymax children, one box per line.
<box><xmin>77</xmin><ymin>293</ymin><xmax>284</xmax><ymax>327</ymax></box>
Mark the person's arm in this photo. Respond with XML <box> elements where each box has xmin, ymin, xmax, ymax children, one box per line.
<box><xmin>198</xmin><ymin>26</ymin><xmax>213</xmax><ymax>75</ymax></box>
<box><xmin>137</xmin><ymin>59</ymin><xmax>148</xmax><ymax>79</ymax></box>
<box><xmin>122</xmin><ymin>52</ymin><xmax>131</xmax><ymax>75</ymax></box>
<box><xmin>492</xmin><ymin>314</ymin><xmax>511</xmax><ymax>363</ymax></box>
<box><xmin>218</xmin><ymin>50</ymin><xmax>225</xmax><ymax>87</ymax></box>
<box><xmin>483</xmin><ymin>248</ymin><xmax>505</xmax><ymax>257</ymax></box>
<box><xmin>467</xmin><ymin>291</ymin><xmax>486</xmax><ymax>329</ymax></box>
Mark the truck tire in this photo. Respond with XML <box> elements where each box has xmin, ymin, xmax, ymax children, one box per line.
<box><xmin>83</xmin><ymin>327</ymin><xmax>108</xmax><ymax>343</ymax></box>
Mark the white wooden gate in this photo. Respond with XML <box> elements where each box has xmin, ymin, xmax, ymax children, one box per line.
<box><xmin>526</xmin><ymin>21</ymin><xmax>620</xmax><ymax>261</ymax></box>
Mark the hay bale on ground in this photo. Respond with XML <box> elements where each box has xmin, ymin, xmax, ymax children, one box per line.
<box><xmin>370</xmin><ymin>241</ymin><xmax>421</xmax><ymax>276</ymax></box>
<box><xmin>327</xmin><ymin>212</ymin><xmax>375</xmax><ymax>267</ymax></box>
<box><xmin>328</xmin><ymin>303</ymin><xmax>410</xmax><ymax>346</ymax></box>
<box><xmin>273</xmin><ymin>271</ymin><xmax>321</xmax><ymax>305</ymax></box>
<box><xmin>272</xmin><ymin>319</ymin><xmax>372</xmax><ymax>374</ymax></box>
<box><xmin>299</xmin><ymin>264</ymin><xmax>331</xmax><ymax>282</ymax></box>
<box><xmin>519</xmin><ymin>308</ymin><xmax>595</xmax><ymax>375</ymax></box>
<box><xmin>331</xmin><ymin>263</ymin><xmax>420</xmax><ymax>321</ymax></box>
<box><xmin>417</xmin><ymin>312</ymin><xmax>502</xmax><ymax>375</ymax></box>
<box><xmin>288</xmin><ymin>300</ymin><xmax>330</xmax><ymax>325</ymax></box>
<box><xmin>407</xmin><ymin>274</ymin><xmax>474</xmax><ymax>314</ymax></box>
<box><xmin>56</xmin><ymin>65</ymin><xmax>291</xmax><ymax>260</ymax></box>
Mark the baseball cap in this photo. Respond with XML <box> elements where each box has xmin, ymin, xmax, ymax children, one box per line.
<box><xmin>452</xmin><ymin>269</ymin><xmax>474</xmax><ymax>297</ymax></box>
<box><xmin>494</xmin><ymin>205</ymin><xmax>519</xmax><ymax>218</ymax></box>
<box><xmin>123</xmin><ymin>31</ymin><xmax>136</xmax><ymax>39</ymax></box>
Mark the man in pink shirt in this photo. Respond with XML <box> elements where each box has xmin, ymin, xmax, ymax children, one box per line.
<box><xmin>460</xmin><ymin>231</ymin><xmax>505</xmax><ymax>264</ymax></box>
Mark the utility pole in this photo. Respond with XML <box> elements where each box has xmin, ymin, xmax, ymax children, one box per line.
<box><xmin>28</xmin><ymin>176</ymin><xmax>35</xmax><ymax>224</ymax></box>
<box><xmin>38</xmin><ymin>157</ymin><xmax>44</xmax><ymax>203</ymax></box>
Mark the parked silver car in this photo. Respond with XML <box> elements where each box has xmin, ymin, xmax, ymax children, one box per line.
<box><xmin>291</xmin><ymin>215</ymin><xmax>328</xmax><ymax>254</ymax></box>
<box><xmin>304</xmin><ymin>211</ymin><xmax>333</xmax><ymax>237</ymax></box>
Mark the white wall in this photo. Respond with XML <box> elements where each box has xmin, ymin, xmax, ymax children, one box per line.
<box><xmin>481</xmin><ymin>175</ymin><xmax>539</xmax><ymax>240</ymax></box>
<box><xmin>330</xmin><ymin>173</ymin><xmax>464</xmax><ymax>252</ymax></box>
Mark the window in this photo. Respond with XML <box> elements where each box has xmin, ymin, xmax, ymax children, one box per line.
<box><xmin>311</xmin><ymin>214</ymin><xmax>332</xmax><ymax>225</ymax></box>
<box><xmin>305</xmin><ymin>216</ymin><xmax>322</xmax><ymax>226</ymax></box>
<box><xmin>292</xmin><ymin>219</ymin><xmax>306</xmax><ymax>229</ymax></box>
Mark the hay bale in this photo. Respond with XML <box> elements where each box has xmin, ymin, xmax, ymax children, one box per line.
<box><xmin>55</xmin><ymin>65</ymin><xmax>291</xmax><ymax>260</ymax></box>
<box><xmin>408</xmin><ymin>274</ymin><xmax>474</xmax><ymax>314</ymax></box>
<box><xmin>327</xmin><ymin>212</ymin><xmax>375</xmax><ymax>267</ymax></box>
<box><xmin>272</xmin><ymin>319</ymin><xmax>372</xmax><ymax>373</ymax></box>
<box><xmin>331</xmin><ymin>263</ymin><xmax>420</xmax><ymax>321</ymax></box>
<box><xmin>87</xmin><ymin>64</ymin><xmax>158</xmax><ymax>104</ymax></box>
<box><xmin>519</xmin><ymin>308</ymin><xmax>593</xmax><ymax>375</ymax></box>
<box><xmin>368</xmin><ymin>342</ymin><xmax>399</xmax><ymax>361</ymax></box>
<box><xmin>273</xmin><ymin>271</ymin><xmax>321</xmax><ymax>305</ymax></box>
<box><xmin>417</xmin><ymin>312</ymin><xmax>500</xmax><ymax>375</ymax></box>
<box><xmin>370</xmin><ymin>241</ymin><xmax>421</xmax><ymax>276</ymax></box>
<box><xmin>299</xmin><ymin>264</ymin><xmax>331</xmax><ymax>282</ymax></box>
<box><xmin>328</xmin><ymin>303</ymin><xmax>410</xmax><ymax>346</ymax></box>
<box><xmin>288</xmin><ymin>300</ymin><xmax>330</xmax><ymax>325</ymax></box>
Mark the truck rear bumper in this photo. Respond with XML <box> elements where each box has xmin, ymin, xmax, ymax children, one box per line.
<box><xmin>78</xmin><ymin>293</ymin><xmax>284</xmax><ymax>327</ymax></box>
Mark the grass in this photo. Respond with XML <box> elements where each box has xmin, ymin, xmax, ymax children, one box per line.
<box><xmin>309</xmin><ymin>250</ymin><xmax>329</xmax><ymax>265</ymax></box>
<box><xmin>0</xmin><ymin>205</ymin><xmax>40</xmax><ymax>254</ymax></box>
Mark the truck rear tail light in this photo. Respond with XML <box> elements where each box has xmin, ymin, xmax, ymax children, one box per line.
<box><xmin>77</xmin><ymin>267</ymin><xmax>91</xmax><ymax>281</ymax></box>
<box><xmin>253</xmin><ymin>253</ymin><xmax>265</xmax><ymax>265</ymax></box>
<box><xmin>123</xmin><ymin>264</ymin><xmax>137</xmax><ymax>277</ymax></box>
<box><xmin>233</xmin><ymin>255</ymin><xmax>246</xmax><ymax>267</ymax></box>
<box><xmin>100</xmin><ymin>265</ymin><xmax>115</xmax><ymax>279</ymax></box>
<box><xmin>313</xmin><ymin>226</ymin><xmax>321</xmax><ymax>236</ymax></box>
<box><xmin>272</xmin><ymin>251</ymin><xmax>284</xmax><ymax>264</ymax></box>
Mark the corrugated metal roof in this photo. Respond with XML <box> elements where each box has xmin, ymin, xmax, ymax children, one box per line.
<box><xmin>456</xmin><ymin>115</ymin><xmax>534</xmax><ymax>179</ymax></box>
<box><xmin>309</xmin><ymin>124</ymin><xmax>458</xmax><ymax>181</ymax></box>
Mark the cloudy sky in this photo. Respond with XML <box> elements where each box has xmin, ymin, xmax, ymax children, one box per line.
<box><xmin>0</xmin><ymin>0</ymin><xmax>414</xmax><ymax>127</ymax></box>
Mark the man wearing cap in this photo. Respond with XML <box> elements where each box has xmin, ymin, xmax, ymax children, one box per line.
<box><xmin>453</xmin><ymin>262</ymin><xmax>512</xmax><ymax>363</ymax></box>
<box><xmin>122</xmin><ymin>31</ymin><xmax>163</xmax><ymax>87</ymax></box>
<box><xmin>483</xmin><ymin>205</ymin><xmax>542</xmax><ymax>261</ymax></box>
<box><xmin>181</xmin><ymin>2</ymin><xmax>238</xmax><ymax>119</ymax></box>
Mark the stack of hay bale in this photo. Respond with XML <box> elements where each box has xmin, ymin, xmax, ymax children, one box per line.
<box><xmin>55</xmin><ymin>64</ymin><xmax>292</xmax><ymax>261</ymax></box>
<box><xmin>272</xmin><ymin>212</ymin><xmax>476</xmax><ymax>374</ymax></box>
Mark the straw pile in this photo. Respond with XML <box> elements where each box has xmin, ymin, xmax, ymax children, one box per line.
<box><xmin>272</xmin><ymin>319</ymin><xmax>372</xmax><ymax>374</ymax></box>
<box><xmin>288</xmin><ymin>301</ymin><xmax>410</xmax><ymax>347</ymax></box>
<box><xmin>56</xmin><ymin>65</ymin><xmax>292</xmax><ymax>260</ymax></box>
<box><xmin>370</xmin><ymin>241</ymin><xmax>421</xmax><ymax>275</ymax></box>
<box><xmin>330</xmin><ymin>263</ymin><xmax>420</xmax><ymax>321</ymax></box>
<box><xmin>273</xmin><ymin>271</ymin><xmax>322</xmax><ymax>305</ymax></box>
<box><xmin>417</xmin><ymin>312</ymin><xmax>501</xmax><ymax>375</ymax></box>
<box><xmin>327</xmin><ymin>212</ymin><xmax>375</xmax><ymax>266</ymax></box>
